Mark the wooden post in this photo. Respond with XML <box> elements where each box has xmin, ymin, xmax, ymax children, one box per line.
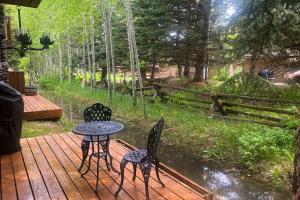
<box><xmin>293</xmin><ymin>109</ymin><xmax>300</xmax><ymax>199</ymax></box>
<box><xmin>209</xmin><ymin>93</ymin><xmax>227</xmax><ymax>116</ymax></box>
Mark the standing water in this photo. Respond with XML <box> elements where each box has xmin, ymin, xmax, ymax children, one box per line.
<box><xmin>41</xmin><ymin>91</ymin><xmax>291</xmax><ymax>200</ymax></box>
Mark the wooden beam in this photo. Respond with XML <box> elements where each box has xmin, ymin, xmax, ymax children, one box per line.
<box><xmin>1</xmin><ymin>0</ymin><xmax>42</xmax><ymax>8</ymax></box>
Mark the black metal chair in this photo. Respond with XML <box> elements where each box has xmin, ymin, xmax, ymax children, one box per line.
<box><xmin>78</xmin><ymin>103</ymin><xmax>112</xmax><ymax>172</ymax></box>
<box><xmin>115</xmin><ymin>118</ymin><xmax>165</xmax><ymax>200</ymax></box>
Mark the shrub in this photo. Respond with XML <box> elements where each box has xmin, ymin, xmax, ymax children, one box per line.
<box><xmin>213</xmin><ymin>66</ymin><xmax>229</xmax><ymax>81</ymax></box>
<box><xmin>239</xmin><ymin>127</ymin><xmax>294</xmax><ymax>166</ymax></box>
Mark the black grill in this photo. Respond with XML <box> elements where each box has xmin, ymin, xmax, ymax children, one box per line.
<box><xmin>0</xmin><ymin>81</ymin><xmax>23</xmax><ymax>154</ymax></box>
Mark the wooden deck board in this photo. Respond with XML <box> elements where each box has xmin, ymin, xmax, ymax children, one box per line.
<box><xmin>0</xmin><ymin>134</ymin><xmax>212</xmax><ymax>200</ymax></box>
<box><xmin>23</xmin><ymin>95</ymin><xmax>62</xmax><ymax>121</ymax></box>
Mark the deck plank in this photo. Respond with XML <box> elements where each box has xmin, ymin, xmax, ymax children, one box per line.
<box><xmin>109</xmin><ymin>140</ymin><xmax>205</xmax><ymax>200</ymax></box>
<box><xmin>1</xmin><ymin>154</ymin><xmax>17</xmax><ymax>200</ymax></box>
<box><xmin>52</xmin><ymin>134</ymin><xmax>118</xmax><ymax>200</ymax></box>
<box><xmin>59</xmin><ymin>134</ymin><xmax>133</xmax><ymax>200</ymax></box>
<box><xmin>11</xmin><ymin>151</ymin><xmax>34</xmax><ymax>200</ymax></box>
<box><xmin>20</xmin><ymin>140</ymin><xmax>51</xmax><ymax>200</ymax></box>
<box><xmin>43</xmin><ymin>135</ymin><xmax>100</xmax><ymax>200</ymax></box>
<box><xmin>26</xmin><ymin>138</ymin><xmax>66</xmax><ymax>200</ymax></box>
<box><xmin>70</xmin><ymin>133</ymin><xmax>203</xmax><ymax>200</ymax></box>
<box><xmin>67</xmin><ymin>134</ymin><xmax>167</xmax><ymax>200</ymax></box>
<box><xmin>34</xmin><ymin>137</ymin><xmax>84</xmax><ymax>200</ymax></box>
<box><xmin>23</xmin><ymin>95</ymin><xmax>62</xmax><ymax>121</ymax></box>
<box><xmin>0</xmin><ymin>134</ymin><xmax>211</xmax><ymax>200</ymax></box>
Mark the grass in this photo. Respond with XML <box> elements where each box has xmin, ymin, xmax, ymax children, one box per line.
<box><xmin>37</xmin><ymin>75</ymin><xmax>295</xmax><ymax>190</ymax></box>
<box><xmin>22</xmin><ymin>116</ymin><xmax>73</xmax><ymax>138</ymax></box>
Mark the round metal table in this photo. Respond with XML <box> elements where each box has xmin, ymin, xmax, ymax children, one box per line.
<box><xmin>73</xmin><ymin>121</ymin><xmax>124</xmax><ymax>192</ymax></box>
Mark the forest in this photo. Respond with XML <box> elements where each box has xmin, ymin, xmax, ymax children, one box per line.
<box><xmin>2</xmin><ymin>0</ymin><xmax>300</xmax><ymax>199</ymax></box>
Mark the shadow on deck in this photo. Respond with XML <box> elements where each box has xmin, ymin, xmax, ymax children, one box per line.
<box><xmin>0</xmin><ymin>133</ymin><xmax>212</xmax><ymax>200</ymax></box>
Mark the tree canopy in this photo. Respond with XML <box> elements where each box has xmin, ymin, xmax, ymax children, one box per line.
<box><xmin>3</xmin><ymin>0</ymin><xmax>300</xmax><ymax>81</ymax></box>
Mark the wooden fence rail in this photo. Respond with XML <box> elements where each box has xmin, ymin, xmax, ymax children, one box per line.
<box><xmin>147</xmin><ymin>83</ymin><xmax>300</xmax><ymax>128</ymax></box>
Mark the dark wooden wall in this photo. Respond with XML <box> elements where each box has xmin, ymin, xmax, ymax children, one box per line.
<box><xmin>8</xmin><ymin>70</ymin><xmax>25</xmax><ymax>93</ymax></box>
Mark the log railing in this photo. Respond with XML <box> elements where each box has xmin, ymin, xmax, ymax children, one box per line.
<box><xmin>146</xmin><ymin>83</ymin><xmax>300</xmax><ymax>128</ymax></box>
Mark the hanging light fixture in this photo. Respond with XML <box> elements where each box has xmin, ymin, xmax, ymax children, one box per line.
<box><xmin>0</xmin><ymin>6</ymin><xmax>54</xmax><ymax>57</ymax></box>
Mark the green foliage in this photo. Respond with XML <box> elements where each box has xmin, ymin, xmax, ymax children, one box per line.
<box><xmin>239</xmin><ymin>128</ymin><xmax>294</xmax><ymax>166</ymax></box>
<box><xmin>282</xmin><ymin>118</ymin><xmax>300</xmax><ymax>130</ymax></box>
<box><xmin>38</xmin><ymin>75</ymin><xmax>61</xmax><ymax>90</ymax></box>
<box><xmin>18</xmin><ymin>57</ymin><xmax>30</xmax><ymax>71</ymax></box>
<box><xmin>213</xmin><ymin>66</ymin><xmax>229</xmax><ymax>81</ymax></box>
<box><xmin>218</xmin><ymin>72</ymin><xmax>300</xmax><ymax>101</ymax></box>
<box><xmin>228</xmin><ymin>0</ymin><xmax>300</xmax><ymax>62</ymax></box>
<box><xmin>139</xmin><ymin>60</ymin><xmax>147</xmax><ymax>73</ymax></box>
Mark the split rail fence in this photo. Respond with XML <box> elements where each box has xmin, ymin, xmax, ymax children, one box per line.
<box><xmin>140</xmin><ymin>84</ymin><xmax>300</xmax><ymax>128</ymax></box>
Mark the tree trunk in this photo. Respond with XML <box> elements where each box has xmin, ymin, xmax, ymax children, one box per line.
<box><xmin>293</xmin><ymin>127</ymin><xmax>300</xmax><ymax>199</ymax></box>
<box><xmin>101</xmin><ymin>65</ymin><xmax>108</xmax><ymax>87</ymax></box>
<box><xmin>177</xmin><ymin>63</ymin><xmax>182</xmax><ymax>78</ymax></box>
<box><xmin>82</xmin><ymin>15</ymin><xmax>87</xmax><ymax>88</ymax></box>
<box><xmin>82</xmin><ymin>44</ymin><xmax>87</xmax><ymax>88</ymax></box>
<box><xmin>193</xmin><ymin>0</ymin><xmax>212</xmax><ymax>82</ymax></box>
<box><xmin>183</xmin><ymin>57</ymin><xmax>190</xmax><ymax>78</ymax></box>
<box><xmin>58</xmin><ymin>35</ymin><xmax>63</xmax><ymax>83</ymax></box>
<box><xmin>67</xmin><ymin>34</ymin><xmax>72</xmax><ymax>84</ymax></box>
<box><xmin>0</xmin><ymin>4</ymin><xmax>8</xmax><ymax>83</ymax></box>
<box><xmin>250</xmin><ymin>53</ymin><xmax>259</xmax><ymax>74</ymax></box>
<box><xmin>90</xmin><ymin>15</ymin><xmax>96</xmax><ymax>89</ymax></box>
<box><xmin>150</xmin><ymin>60</ymin><xmax>156</xmax><ymax>79</ymax></box>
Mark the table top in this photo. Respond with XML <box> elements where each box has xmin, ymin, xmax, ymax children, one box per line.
<box><xmin>72</xmin><ymin>121</ymin><xmax>124</xmax><ymax>136</ymax></box>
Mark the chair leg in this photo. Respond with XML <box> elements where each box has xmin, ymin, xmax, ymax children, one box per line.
<box><xmin>139</xmin><ymin>162</ymin><xmax>152</xmax><ymax>200</ymax></box>
<box><xmin>132</xmin><ymin>163</ymin><xmax>137</xmax><ymax>181</ymax></box>
<box><xmin>115</xmin><ymin>159</ymin><xmax>128</xmax><ymax>197</ymax></box>
<box><xmin>154</xmin><ymin>159</ymin><xmax>164</xmax><ymax>187</ymax></box>
<box><xmin>78</xmin><ymin>140</ymin><xmax>90</xmax><ymax>172</ymax></box>
<box><xmin>144</xmin><ymin>175</ymin><xmax>150</xmax><ymax>200</ymax></box>
<box><xmin>99</xmin><ymin>140</ymin><xmax>111</xmax><ymax>171</ymax></box>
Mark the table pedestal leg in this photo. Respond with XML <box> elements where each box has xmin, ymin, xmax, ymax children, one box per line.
<box><xmin>95</xmin><ymin>136</ymin><xmax>100</xmax><ymax>192</ymax></box>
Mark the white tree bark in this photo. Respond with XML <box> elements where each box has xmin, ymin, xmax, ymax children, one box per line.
<box><xmin>58</xmin><ymin>35</ymin><xmax>63</xmax><ymax>83</ymax></box>
<box><xmin>124</xmin><ymin>0</ymin><xmax>146</xmax><ymax>117</ymax></box>
<box><xmin>90</xmin><ymin>15</ymin><xmax>96</xmax><ymax>89</ymax></box>
<box><xmin>103</xmin><ymin>2</ymin><xmax>112</xmax><ymax>101</ymax></box>
<box><xmin>82</xmin><ymin>15</ymin><xmax>87</xmax><ymax>88</ymax></box>
<box><xmin>67</xmin><ymin>34</ymin><xmax>72</xmax><ymax>84</ymax></box>
<box><xmin>107</xmin><ymin>8</ymin><xmax>116</xmax><ymax>93</ymax></box>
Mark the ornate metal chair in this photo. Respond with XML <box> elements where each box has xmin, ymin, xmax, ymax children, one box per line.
<box><xmin>115</xmin><ymin>118</ymin><xmax>165</xmax><ymax>200</ymax></box>
<box><xmin>78</xmin><ymin>103</ymin><xmax>112</xmax><ymax>172</ymax></box>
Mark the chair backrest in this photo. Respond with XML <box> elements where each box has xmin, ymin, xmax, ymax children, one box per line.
<box><xmin>146</xmin><ymin>118</ymin><xmax>164</xmax><ymax>160</ymax></box>
<box><xmin>83</xmin><ymin>103</ymin><xmax>112</xmax><ymax>122</ymax></box>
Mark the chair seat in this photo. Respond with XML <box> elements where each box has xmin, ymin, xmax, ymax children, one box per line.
<box><xmin>83</xmin><ymin>135</ymin><xmax>107</xmax><ymax>142</ymax></box>
<box><xmin>124</xmin><ymin>150</ymin><xmax>147</xmax><ymax>163</ymax></box>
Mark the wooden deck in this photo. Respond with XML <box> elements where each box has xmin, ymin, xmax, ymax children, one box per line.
<box><xmin>23</xmin><ymin>95</ymin><xmax>62</xmax><ymax>121</ymax></box>
<box><xmin>0</xmin><ymin>133</ymin><xmax>212</xmax><ymax>200</ymax></box>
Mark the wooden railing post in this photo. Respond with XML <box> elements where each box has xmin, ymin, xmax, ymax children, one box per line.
<box><xmin>293</xmin><ymin>110</ymin><xmax>300</xmax><ymax>199</ymax></box>
<box><xmin>209</xmin><ymin>93</ymin><xmax>227</xmax><ymax>116</ymax></box>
